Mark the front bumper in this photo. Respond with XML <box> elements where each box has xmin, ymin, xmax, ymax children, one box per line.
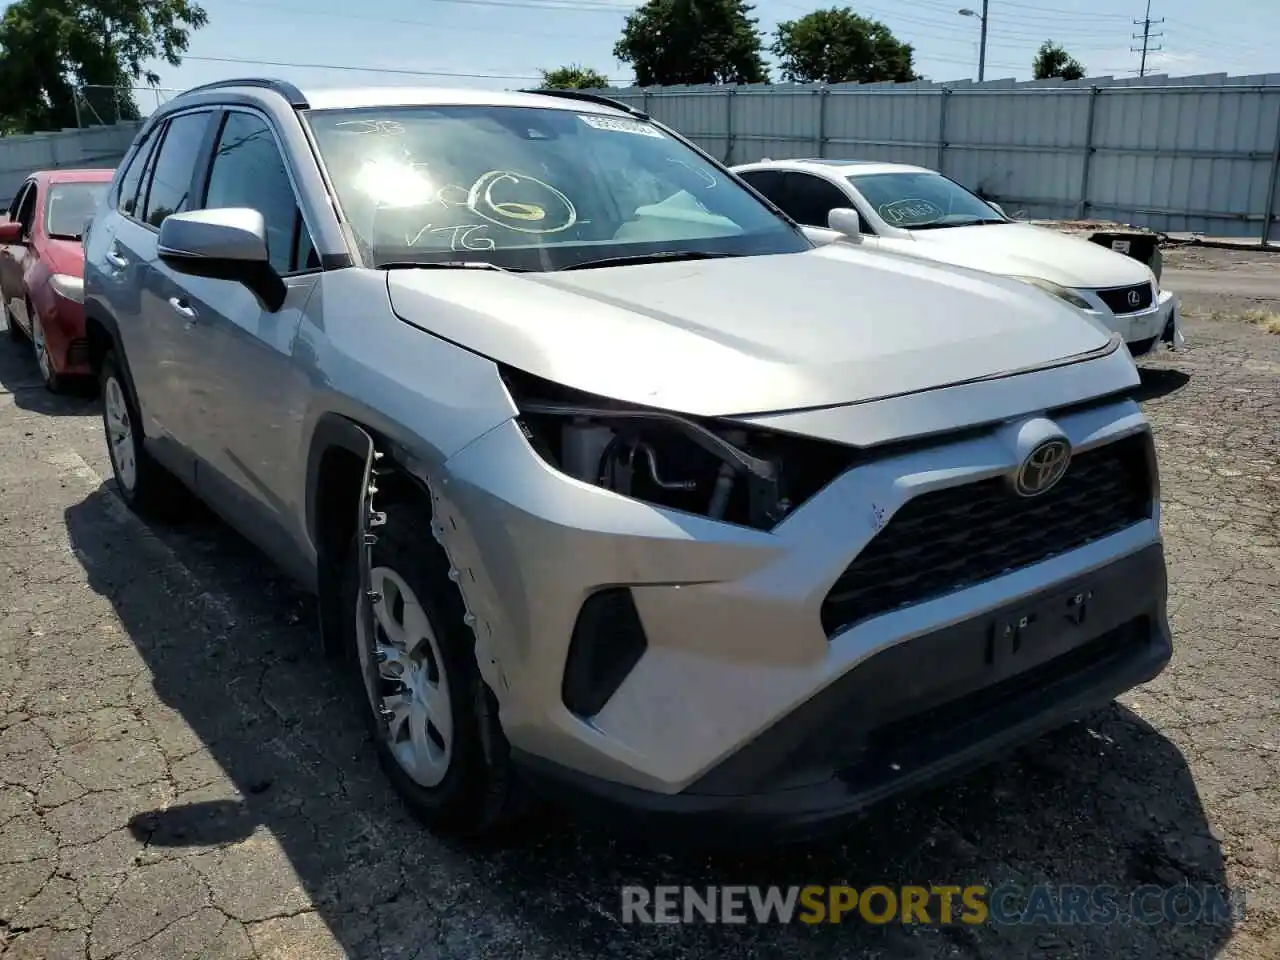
<box><xmin>516</xmin><ymin>542</ymin><xmax>1170</xmax><ymax>843</ymax></box>
<box><xmin>431</xmin><ymin>355</ymin><xmax>1165</xmax><ymax>804</ymax></box>
<box><xmin>1104</xmin><ymin>288</ymin><xmax>1181</xmax><ymax>351</ymax></box>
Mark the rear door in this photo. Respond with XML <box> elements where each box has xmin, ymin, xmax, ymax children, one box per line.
<box><xmin>116</xmin><ymin>109</ymin><xmax>218</xmax><ymax>477</ymax></box>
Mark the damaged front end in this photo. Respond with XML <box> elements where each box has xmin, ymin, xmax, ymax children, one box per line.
<box><xmin>500</xmin><ymin>366</ymin><xmax>862</xmax><ymax>531</ymax></box>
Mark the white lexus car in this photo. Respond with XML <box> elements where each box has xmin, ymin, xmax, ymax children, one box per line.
<box><xmin>732</xmin><ymin>158</ymin><xmax>1182</xmax><ymax>357</ymax></box>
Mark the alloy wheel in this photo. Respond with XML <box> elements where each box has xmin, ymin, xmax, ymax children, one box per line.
<box><xmin>103</xmin><ymin>375</ymin><xmax>137</xmax><ymax>494</ymax></box>
<box><xmin>357</xmin><ymin>564</ymin><xmax>454</xmax><ymax>787</ymax></box>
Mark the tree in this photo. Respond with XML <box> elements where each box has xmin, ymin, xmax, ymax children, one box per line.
<box><xmin>0</xmin><ymin>0</ymin><xmax>207</xmax><ymax>134</ymax></box>
<box><xmin>614</xmin><ymin>0</ymin><xmax>769</xmax><ymax>87</ymax></box>
<box><xmin>1032</xmin><ymin>40</ymin><xmax>1086</xmax><ymax>81</ymax></box>
<box><xmin>771</xmin><ymin>7</ymin><xmax>917</xmax><ymax>84</ymax></box>
<box><xmin>539</xmin><ymin>64</ymin><xmax>612</xmax><ymax>90</ymax></box>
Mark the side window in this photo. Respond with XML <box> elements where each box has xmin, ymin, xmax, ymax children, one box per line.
<box><xmin>142</xmin><ymin>111</ymin><xmax>213</xmax><ymax>229</ymax></box>
<box><xmin>7</xmin><ymin>182</ymin><xmax>31</xmax><ymax>221</ymax></box>
<box><xmin>16</xmin><ymin>183</ymin><xmax>37</xmax><ymax>236</ymax></box>
<box><xmin>737</xmin><ymin>169</ymin><xmax>784</xmax><ymax>203</ymax></box>
<box><xmin>202</xmin><ymin>111</ymin><xmax>316</xmax><ymax>274</ymax></box>
<box><xmin>116</xmin><ymin>132</ymin><xmax>156</xmax><ymax>218</ymax></box>
<box><xmin>780</xmin><ymin>172</ymin><xmax>851</xmax><ymax>228</ymax></box>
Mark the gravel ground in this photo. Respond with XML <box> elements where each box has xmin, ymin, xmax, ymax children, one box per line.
<box><xmin>1</xmin><ymin>256</ymin><xmax>1278</xmax><ymax>959</ymax></box>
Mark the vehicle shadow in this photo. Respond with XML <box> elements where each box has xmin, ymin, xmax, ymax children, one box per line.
<box><xmin>64</xmin><ymin>483</ymin><xmax>1234</xmax><ymax>959</ymax></box>
<box><xmin>1134</xmin><ymin>366</ymin><xmax>1192</xmax><ymax>403</ymax></box>
<box><xmin>0</xmin><ymin>320</ymin><xmax>99</xmax><ymax>413</ymax></box>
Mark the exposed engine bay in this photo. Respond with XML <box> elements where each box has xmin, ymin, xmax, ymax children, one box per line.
<box><xmin>502</xmin><ymin>367</ymin><xmax>860</xmax><ymax>530</ymax></box>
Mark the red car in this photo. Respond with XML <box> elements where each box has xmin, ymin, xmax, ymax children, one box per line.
<box><xmin>0</xmin><ymin>168</ymin><xmax>114</xmax><ymax>391</ymax></box>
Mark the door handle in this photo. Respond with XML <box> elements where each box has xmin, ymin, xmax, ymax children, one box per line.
<box><xmin>106</xmin><ymin>250</ymin><xmax>129</xmax><ymax>269</ymax></box>
<box><xmin>168</xmin><ymin>297</ymin><xmax>197</xmax><ymax>321</ymax></box>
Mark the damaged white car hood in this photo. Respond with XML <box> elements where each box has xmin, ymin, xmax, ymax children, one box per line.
<box><xmin>386</xmin><ymin>242</ymin><xmax>1119</xmax><ymax>417</ymax></box>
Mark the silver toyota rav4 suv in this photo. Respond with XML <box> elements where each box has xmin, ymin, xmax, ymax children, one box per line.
<box><xmin>83</xmin><ymin>79</ymin><xmax>1171</xmax><ymax>843</ymax></box>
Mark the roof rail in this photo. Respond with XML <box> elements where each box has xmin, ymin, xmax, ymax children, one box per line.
<box><xmin>174</xmin><ymin>77</ymin><xmax>310</xmax><ymax>109</ymax></box>
<box><xmin>517</xmin><ymin>88</ymin><xmax>648</xmax><ymax>120</ymax></box>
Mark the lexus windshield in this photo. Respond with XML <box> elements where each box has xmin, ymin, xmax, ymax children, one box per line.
<box><xmin>849</xmin><ymin>172</ymin><xmax>1008</xmax><ymax>230</ymax></box>
<box><xmin>45</xmin><ymin>182</ymin><xmax>107</xmax><ymax>240</ymax></box>
<box><xmin>305</xmin><ymin>105</ymin><xmax>809</xmax><ymax>270</ymax></box>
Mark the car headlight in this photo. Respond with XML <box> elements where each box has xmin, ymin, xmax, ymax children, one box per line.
<box><xmin>1011</xmin><ymin>276</ymin><xmax>1093</xmax><ymax>311</ymax></box>
<box><xmin>49</xmin><ymin>273</ymin><xmax>84</xmax><ymax>304</ymax></box>
<box><xmin>499</xmin><ymin>366</ymin><xmax>860</xmax><ymax>531</ymax></box>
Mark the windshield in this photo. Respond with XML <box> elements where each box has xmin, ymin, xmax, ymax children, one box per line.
<box><xmin>45</xmin><ymin>182</ymin><xmax>107</xmax><ymax>239</ymax></box>
<box><xmin>305</xmin><ymin>105</ymin><xmax>809</xmax><ymax>270</ymax></box>
<box><xmin>848</xmin><ymin>172</ymin><xmax>1006</xmax><ymax>230</ymax></box>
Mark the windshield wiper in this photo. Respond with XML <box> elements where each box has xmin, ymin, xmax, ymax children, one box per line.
<box><xmin>911</xmin><ymin>218</ymin><xmax>1007</xmax><ymax>231</ymax></box>
<box><xmin>381</xmin><ymin>260</ymin><xmax>522</xmax><ymax>273</ymax></box>
<box><xmin>557</xmin><ymin>250</ymin><xmax>739</xmax><ymax>271</ymax></box>
<box><xmin>47</xmin><ymin>232</ymin><xmax>82</xmax><ymax>241</ymax></box>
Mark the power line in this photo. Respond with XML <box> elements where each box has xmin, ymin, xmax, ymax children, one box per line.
<box><xmin>1131</xmin><ymin>0</ymin><xmax>1164</xmax><ymax>77</ymax></box>
<box><xmin>181</xmin><ymin>54</ymin><xmax>571</xmax><ymax>82</ymax></box>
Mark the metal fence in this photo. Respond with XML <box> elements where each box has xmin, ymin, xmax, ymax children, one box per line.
<box><xmin>592</xmin><ymin>73</ymin><xmax>1280</xmax><ymax>243</ymax></box>
<box><xmin>0</xmin><ymin>123</ymin><xmax>141</xmax><ymax>210</ymax></box>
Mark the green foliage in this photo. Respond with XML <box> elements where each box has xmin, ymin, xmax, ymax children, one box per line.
<box><xmin>614</xmin><ymin>0</ymin><xmax>769</xmax><ymax>87</ymax></box>
<box><xmin>771</xmin><ymin>7</ymin><xmax>917</xmax><ymax>84</ymax></box>
<box><xmin>539</xmin><ymin>64</ymin><xmax>612</xmax><ymax>90</ymax></box>
<box><xmin>0</xmin><ymin>0</ymin><xmax>207</xmax><ymax>134</ymax></box>
<box><xmin>1032</xmin><ymin>40</ymin><xmax>1086</xmax><ymax>81</ymax></box>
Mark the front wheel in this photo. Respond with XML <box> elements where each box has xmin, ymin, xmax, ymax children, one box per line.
<box><xmin>31</xmin><ymin>311</ymin><xmax>63</xmax><ymax>393</ymax></box>
<box><xmin>342</xmin><ymin>496</ymin><xmax>523</xmax><ymax>840</ymax></box>
<box><xmin>1128</xmin><ymin>336</ymin><xmax>1158</xmax><ymax>358</ymax></box>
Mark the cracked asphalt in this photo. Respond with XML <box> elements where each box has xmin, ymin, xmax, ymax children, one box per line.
<box><xmin>1</xmin><ymin>247</ymin><xmax>1278</xmax><ymax>959</ymax></box>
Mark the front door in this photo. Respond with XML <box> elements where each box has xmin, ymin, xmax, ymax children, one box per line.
<box><xmin>0</xmin><ymin>182</ymin><xmax>37</xmax><ymax>332</ymax></box>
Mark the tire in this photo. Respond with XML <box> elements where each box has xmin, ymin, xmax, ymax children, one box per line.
<box><xmin>100</xmin><ymin>350</ymin><xmax>190</xmax><ymax>520</ymax></box>
<box><xmin>341</xmin><ymin>495</ymin><xmax>523</xmax><ymax>841</ymax></box>
<box><xmin>5</xmin><ymin>301</ymin><xmax>23</xmax><ymax>342</ymax></box>
<box><xmin>1128</xmin><ymin>336</ymin><xmax>1158</xmax><ymax>358</ymax></box>
<box><xmin>30</xmin><ymin>310</ymin><xmax>63</xmax><ymax>393</ymax></box>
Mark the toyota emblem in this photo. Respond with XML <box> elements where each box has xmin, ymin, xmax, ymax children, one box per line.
<box><xmin>1126</xmin><ymin>288</ymin><xmax>1141</xmax><ymax>308</ymax></box>
<box><xmin>1014</xmin><ymin>438</ymin><xmax>1072</xmax><ymax>497</ymax></box>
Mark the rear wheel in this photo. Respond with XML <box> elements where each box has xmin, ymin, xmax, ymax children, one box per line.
<box><xmin>100</xmin><ymin>350</ymin><xmax>190</xmax><ymax>519</ymax></box>
<box><xmin>342</xmin><ymin>495</ymin><xmax>523</xmax><ymax>840</ymax></box>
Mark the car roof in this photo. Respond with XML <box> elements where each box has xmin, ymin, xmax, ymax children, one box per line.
<box><xmin>737</xmin><ymin>158</ymin><xmax>935</xmax><ymax>177</ymax></box>
<box><xmin>27</xmin><ymin>168</ymin><xmax>116</xmax><ymax>185</ymax></box>
<box><xmin>165</xmin><ymin>80</ymin><xmax>635</xmax><ymax>118</ymax></box>
<box><xmin>300</xmin><ymin>85</ymin><xmax>631</xmax><ymax>115</ymax></box>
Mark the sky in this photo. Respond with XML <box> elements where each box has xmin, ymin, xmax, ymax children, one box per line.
<box><xmin>53</xmin><ymin>0</ymin><xmax>1280</xmax><ymax>113</ymax></box>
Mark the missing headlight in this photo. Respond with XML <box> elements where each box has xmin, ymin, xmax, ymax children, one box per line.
<box><xmin>502</xmin><ymin>366</ymin><xmax>860</xmax><ymax>530</ymax></box>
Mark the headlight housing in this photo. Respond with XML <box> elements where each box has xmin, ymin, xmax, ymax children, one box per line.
<box><xmin>499</xmin><ymin>366</ymin><xmax>861</xmax><ymax>531</ymax></box>
<box><xmin>49</xmin><ymin>273</ymin><xmax>84</xmax><ymax>304</ymax></box>
<box><xmin>1011</xmin><ymin>276</ymin><xmax>1093</xmax><ymax>311</ymax></box>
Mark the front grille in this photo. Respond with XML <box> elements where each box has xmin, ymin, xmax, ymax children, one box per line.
<box><xmin>1096</xmin><ymin>282</ymin><xmax>1154</xmax><ymax>314</ymax></box>
<box><xmin>820</xmin><ymin>433</ymin><xmax>1153</xmax><ymax>635</ymax></box>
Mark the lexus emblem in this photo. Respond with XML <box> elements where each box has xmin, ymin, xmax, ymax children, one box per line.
<box><xmin>1014</xmin><ymin>438</ymin><xmax>1072</xmax><ymax>497</ymax></box>
<box><xmin>1126</xmin><ymin>289</ymin><xmax>1141</xmax><ymax>307</ymax></box>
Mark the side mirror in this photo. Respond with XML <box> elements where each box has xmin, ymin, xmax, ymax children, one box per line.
<box><xmin>0</xmin><ymin>221</ymin><xmax>24</xmax><ymax>244</ymax></box>
<box><xmin>828</xmin><ymin>207</ymin><xmax>863</xmax><ymax>243</ymax></box>
<box><xmin>157</xmin><ymin>208</ymin><xmax>285</xmax><ymax>311</ymax></box>
<box><xmin>988</xmin><ymin>201</ymin><xmax>1006</xmax><ymax>217</ymax></box>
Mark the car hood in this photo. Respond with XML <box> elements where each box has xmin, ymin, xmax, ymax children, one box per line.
<box><xmin>385</xmin><ymin>243</ymin><xmax>1117</xmax><ymax>418</ymax></box>
<box><xmin>900</xmin><ymin>222</ymin><xmax>1153</xmax><ymax>289</ymax></box>
<box><xmin>43</xmin><ymin>238</ymin><xmax>86</xmax><ymax>276</ymax></box>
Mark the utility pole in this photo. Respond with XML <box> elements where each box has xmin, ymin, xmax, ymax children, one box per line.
<box><xmin>1131</xmin><ymin>0</ymin><xmax>1164</xmax><ymax>77</ymax></box>
<box><xmin>957</xmin><ymin>1</ymin><xmax>989</xmax><ymax>82</ymax></box>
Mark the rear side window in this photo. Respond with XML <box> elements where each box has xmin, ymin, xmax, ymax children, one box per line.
<box><xmin>115</xmin><ymin>133</ymin><xmax>156</xmax><ymax>218</ymax></box>
<box><xmin>142</xmin><ymin>111</ymin><xmax>213</xmax><ymax>229</ymax></box>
